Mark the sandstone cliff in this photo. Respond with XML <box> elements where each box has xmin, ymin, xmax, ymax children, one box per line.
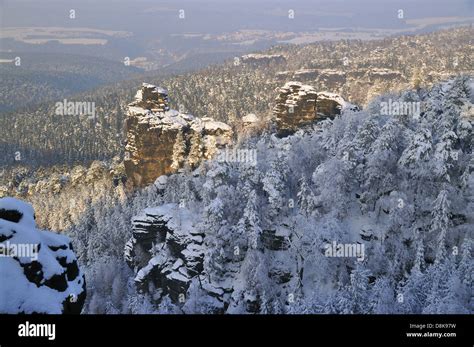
<box><xmin>125</xmin><ymin>204</ymin><xmax>204</xmax><ymax>302</ymax></box>
<box><xmin>273</xmin><ymin>81</ymin><xmax>358</xmax><ymax>136</ymax></box>
<box><xmin>241</xmin><ymin>53</ymin><xmax>286</xmax><ymax>66</ymax></box>
<box><xmin>124</xmin><ymin>83</ymin><xmax>233</xmax><ymax>187</ymax></box>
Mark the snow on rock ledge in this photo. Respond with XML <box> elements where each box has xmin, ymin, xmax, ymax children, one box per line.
<box><xmin>0</xmin><ymin>198</ymin><xmax>86</xmax><ymax>314</ymax></box>
<box><xmin>125</xmin><ymin>203</ymin><xmax>205</xmax><ymax>302</ymax></box>
<box><xmin>241</xmin><ymin>53</ymin><xmax>286</xmax><ymax>65</ymax></box>
<box><xmin>125</xmin><ymin>201</ymin><xmax>299</xmax><ymax>311</ymax></box>
<box><xmin>273</xmin><ymin>81</ymin><xmax>359</xmax><ymax>136</ymax></box>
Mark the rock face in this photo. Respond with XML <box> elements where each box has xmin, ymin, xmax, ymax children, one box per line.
<box><xmin>125</xmin><ymin>204</ymin><xmax>205</xmax><ymax>302</ymax></box>
<box><xmin>241</xmin><ymin>53</ymin><xmax>286</xmax><ymax>65</ymax></box>
<box><xmin>131</xmin><ymin>83</ymin><xmax>170</xmax><ymax>112</ymax></box>
<box><xmin>125</xmin><ymin>204</ymin><xmax>296</xmax><ymax>312</ymax></box>
<box><xmin>124</xmin><ymin>83</ymin><xmax>233</xmax><ymax>187</ymax></box>
<box><xmin>367</xmin><ymin>68</ymin><xmax>405</xmax><ymax>82</ymax></box>
<box><xmin>274</xmin><ymin>68</ymin><xmax>407</xmax><ymax>105</ymax></box>
<box><xmin>0</xmin><ymin>197</ymin><xmax>86</xmax><ymax>314</ymax></box>
<box><xmin>273</xmin><ymin>81</ymin><xmax>358</xmax><ymax>136</ymax></box>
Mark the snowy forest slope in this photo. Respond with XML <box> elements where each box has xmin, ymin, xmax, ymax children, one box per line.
<box><xmin>71</xmin><ymin>76</ymin><xmax>473</xmax><ymax>314</ymax></box>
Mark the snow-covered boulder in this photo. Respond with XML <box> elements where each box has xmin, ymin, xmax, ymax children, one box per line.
<box><xmin>0</xmin><ymin>197</ymin><xmax>86</xmax><ymax>314</ymax></box>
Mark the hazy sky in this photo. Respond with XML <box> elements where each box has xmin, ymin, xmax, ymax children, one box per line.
<box><xmin>1</xmin><ymin>0</ymin><xmax>472</xmax><ymax>63</ymax></box>
<box><xmin>2</xmin><ymin>0</ymin><xmax>473</xmax><ymax>34</ymax></box>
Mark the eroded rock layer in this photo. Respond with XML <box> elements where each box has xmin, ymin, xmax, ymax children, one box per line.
<box><xmin>124</xmin><ymin>83</ymin><xmax>233</xmax><ymax>187</ymax></box>
<box><xmin>125</xmin><ymin>204</ymin><xmax>296</xmax><ymax>312</ymax></box>
<box><xmin>273</xmin><ymin>81</ymin><xmax>358</xmax><ymax>136</ymax></box>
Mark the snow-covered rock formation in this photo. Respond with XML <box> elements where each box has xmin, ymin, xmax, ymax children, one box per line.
<box><xmin>124</xmin><ymin>83</ymin><xmax>233</xmax><ymax>186</ymax></box>
<box><xmin>125</xmin><ymin>204</ymin><xmax>205</xmax><ymax>302</ymax></box>
<box><xmin>0</xmin><ymin>197</ymin><xmax>86</xmax><ymax>314</ymax></box>
<box><xmin>119</xmin><ymin>77</ymin><xmax>473</xmax><ymax>314</ymax></box>
<box><xmin>125</xmin><ymin>202</ymin><xmax>298</xmax><ymax>312</ymax></box>
<box><xmin>273</xmin><ymin>81</ymin><xmax>359</xmax><ymax>136</ymax></box>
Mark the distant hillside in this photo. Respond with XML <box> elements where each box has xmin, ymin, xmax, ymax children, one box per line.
<box><xmin>0</xmin><ymin>52</ymin><xmax>143</xmax><ymax>112</ymax></box>
<box><xmin>0</xmin><ymin>27</ymin><xmax>472</xmax><ymax>168</ymax></box>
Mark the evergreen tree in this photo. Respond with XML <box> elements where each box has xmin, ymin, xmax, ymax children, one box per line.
<box><xmin>431</xmin><ymin>189</ymin><xmax>451</xmax><ymax>263</ymax></box>
<box><xmin>398</xmin><ymin>128</ymin><xmax>433</xmax><ymax>177</ymax></box>
<box><xmin>297</xmin><ymin>175</ymin><xmax>317</xmax><ymax>217</ymax></box>
<box><xmin>262</xmin><ymin>160</ymin><xmax>287</xmax><ymax>217</ymax></box>
<box><xmin>371</xmin><ymin>277</ymin><xmax>397</xmax><ymax>314</ymax></box>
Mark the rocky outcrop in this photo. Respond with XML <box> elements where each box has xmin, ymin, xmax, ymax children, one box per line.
<box><xmin>316</xmin><ymin>69</ymin><xmax>347</xmax><ymax>89</ymax></box>
<box><xmin>236</xmin><ymin>113</ymin><xmax>263</xmax><ymax>139</ymax></box>
<box><xmin>242</xmin><ymin>113</ymin><xmax>259</xmax><ymax>126</ymax></box>
<box><xmin>261</xmin><ymin>229</ymin><xmax>291</xmax><ymax>251</ymax></box>
<box><xmin>131</xmin><ymin>83</ymin><xmax>170</xmax><ymax>112</ymax></box>
<box><xmin>293</xmin><ymin>68</ymin><xmax>319</xmax><ymax>81</ymax></box>
<box><xmin>368</xmin><ymin>68</ymin><xmax>405</xmax><ymax>82</ymax></box>
<box><xmin>124</xmin><ymin>83</ymin><xmax>233</xmax><ymax>187</ymax></box>
<box><xmin>125</xmin><ymin>203</ymin><xmax>297</xmax><ymax>311</ymax></box>
<box><xmin>125</xmin><ymin>204</ymin><xmax>205</xmax><ymax>302</ymax></box>
<box><xmin>273</xmin><ymin>81</ymin><xmax>358</xmax><ymax>136</ymax></box>
<box><xmin>276</xmin><ymin>69</ymin><xmax>346</xmax><ymax>86</ymax></box>
<box><xmin>275</xmin><ymin>68</ymin><xmax>406</xmax><ymax>97</ymax></box>
<box><xmin>0</xmin><ymin>197</ymin><xmax>86</xmax><ymax>314</ymax></box>
<box><xmin>241</xmin><ymin>53</ymin><xmax>286</xmax><ymax>65</ymax></box>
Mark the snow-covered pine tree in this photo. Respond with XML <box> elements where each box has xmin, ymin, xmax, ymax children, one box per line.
<box><xmin>297</xmin><ymin>175</ymin><xmax>317</xmax><ymax>217</ymax></box>
<box><xmin>398</xmin><ymin>128</ymin><xmax>433</xmax><ymax>177</ymax></box>
<box><xmin>431</xmin><ymin>189</ymin><xmax>451</xmax><ymax>263</ymax></box>
<box><xmin>362</xmin><ymin>119</ymin><xmax>401</xmax><ymax>211</ymax></box>
<box><xmin>262</xmin><ymin>160</ymin><xmax>287</xmax><ymax>218</ymax></box>
<box><xmin>354</xmin><ymin>117</ymin><xmax>380</xmax><ymax>157</ymax></box>
<box><xmin>371</xmin><ymin>277</ymin><xmax>397</xmax><ymax>314</ymax></box>
<box><xmin>458</xmin><ymin>238</ymin><xmax>473</xmax><ymax>288</ymax></box>
<box><xmin>432</xmin><ymin>130</ymin><xmax>458</xmax><ymax>182</ymax></box>
<box><xmin>348</xmin><ymin>264</ymin><xmax>373</xmax><ymax>313</ymax></box>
